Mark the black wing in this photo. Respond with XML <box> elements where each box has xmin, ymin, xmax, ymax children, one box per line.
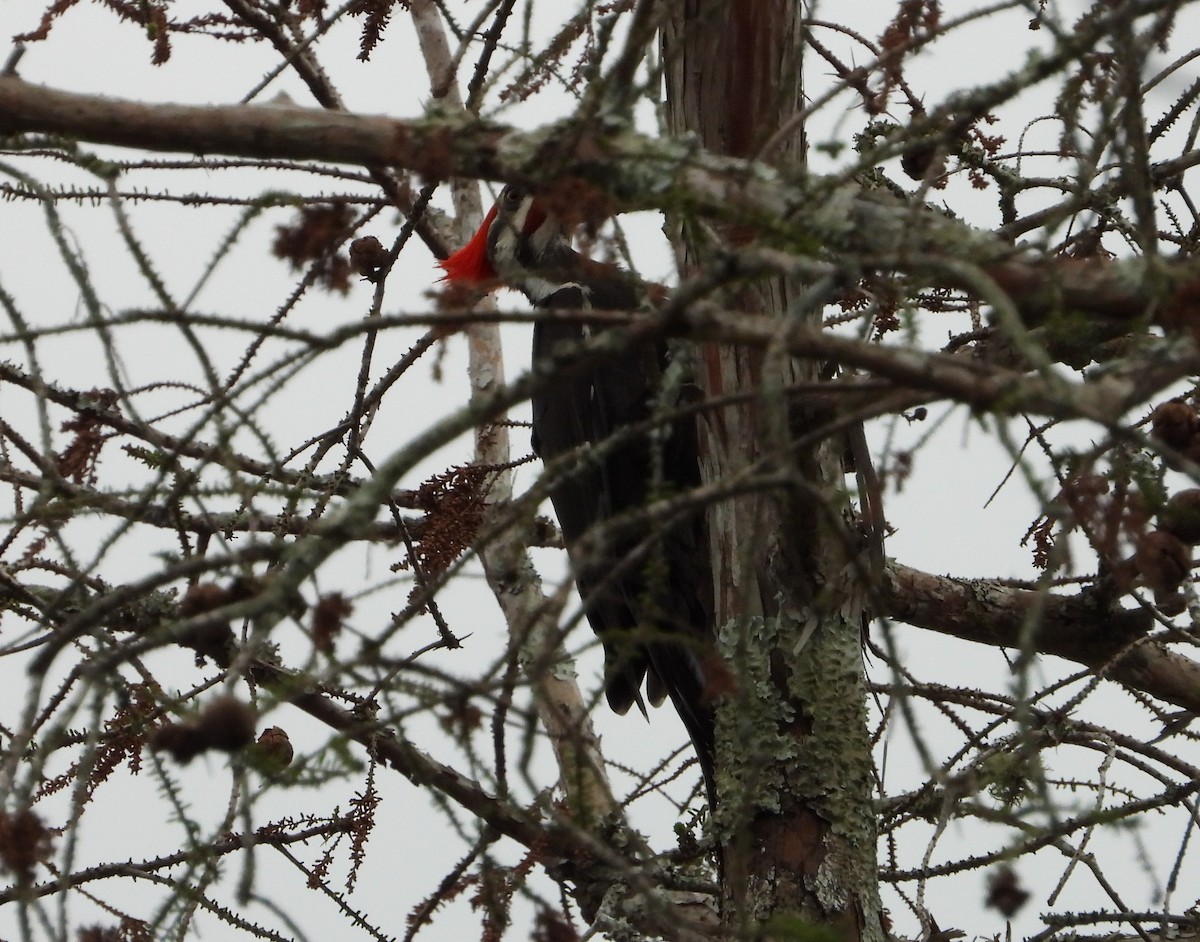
<box><xmin>530</xmin><ymin>285</ymin><xmax>715</xmax><ymax>798</ymax></box>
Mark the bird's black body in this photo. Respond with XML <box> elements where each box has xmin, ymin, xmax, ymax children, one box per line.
<box><xmin>530</xmin><ymin>287</ymin><xmax>716</xmax><ymax>788</ymax></box>
<box><xmin>441</xmin><ymin>187</ymin><xmax>717</xmax><ymax>801</ymax></box>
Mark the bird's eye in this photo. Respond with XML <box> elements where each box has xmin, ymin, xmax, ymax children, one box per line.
<box><xmin>501</xmin><ymin>185</ymin><xmax>525</xmax><ymax>207</ymax></box>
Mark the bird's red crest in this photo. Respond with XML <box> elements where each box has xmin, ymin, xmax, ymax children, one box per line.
<box><xmin>438</xmin><ymin>204</ymin><xmax>499</xmax><ymax>285</ymax></box>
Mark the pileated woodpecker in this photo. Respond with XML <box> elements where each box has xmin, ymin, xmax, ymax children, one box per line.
<box><xmin>439</xmin><ymin>186</ymin><xmax>716</xmax><ymax>800</ymax></box>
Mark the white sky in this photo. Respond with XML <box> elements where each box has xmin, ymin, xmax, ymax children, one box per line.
<box><xmin>1</xmin><ymin>1</ymin><xmax>1198</xmax><ymax>939</ymax></box>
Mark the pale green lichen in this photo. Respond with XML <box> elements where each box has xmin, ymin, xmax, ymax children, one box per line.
<box><xmin>713</xmin><ymin>615</ymin><xmax>798</xmax><ymax>823</ymax></box>
<box><xmin>715</xmin><ymin>608</ymin><xmax>884</xmax><ymax>940</ymax></box>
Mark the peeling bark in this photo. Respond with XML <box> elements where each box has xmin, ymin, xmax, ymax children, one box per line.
<box><xmin>662</xmin><ymin>1</ymin><xmax>883</xmax><ymax>936</ymax></box>
<box><xmin>880</xmin><ymin>563</ymin><xmax>1200</xmax><ymax>713</ymax></box>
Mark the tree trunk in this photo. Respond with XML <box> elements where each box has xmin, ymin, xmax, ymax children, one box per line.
<box><xmin>662</xmin><ymin>2</ymin><xmax>884</xmax><ymax>936</ymax></box>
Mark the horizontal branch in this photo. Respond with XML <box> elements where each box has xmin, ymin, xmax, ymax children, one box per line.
<box><xmin>0</xmin><ymin>465</ymin><xmax>417</xmax><ymax>542</ymax></box>
<box><xmin>0</xmin><ymin>76</ymin><xmax>505</xmax><ymax>178</ymax></box>
<box><xmin>0</xmin><ymin>818</ymin><xmax>350</xmax><ymax>906</ymax></box>
<box><xmin>88</xmin><ymin>300</ymin><xmax>1200</xmax><ymax>424</ymax></box>
<box><xmin>882</xmin><ymin>562</ymin><xmax>1200</xmax><ymax>712</ymax></box>
<box><xmin>8</xmin><ymin>75</ymin><xmax>1200</xmax><ymax>332</ymax></box>
<box><xmin>676</xmin><ymin>304</ymin><xmax>1200</xmax><ymax>423</ymax></box>
<box><xmin>0</xmin><ymin>359</ymin><xmax>426</xmax><ymax>508</ymax></box>
<box><xmin>0</xmin><ymin>76</ymin><xmax>1024</xmax><ymax>264</ymax></box>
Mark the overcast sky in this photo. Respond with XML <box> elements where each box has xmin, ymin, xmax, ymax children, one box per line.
<box><xmin>2</xmin><ymin>1</ymin><xmax>1197</xmax><ymax>939</ymax></box>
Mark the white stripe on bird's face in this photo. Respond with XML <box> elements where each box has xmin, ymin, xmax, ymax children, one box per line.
<box><xmin>485</xmin><ymin>190</ymin><xmax>531</xmax><ymax>276</ymax></box>
<box><xmin>486</xmin><ymin>186</ymin><xmax>565</xmax><ymax>280</ymax></box>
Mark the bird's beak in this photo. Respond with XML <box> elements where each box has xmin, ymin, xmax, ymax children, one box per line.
<box><xmin>438</xmin><ymin>203</ymin><xmax>499</xmax><ymax>285</ymax></box>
